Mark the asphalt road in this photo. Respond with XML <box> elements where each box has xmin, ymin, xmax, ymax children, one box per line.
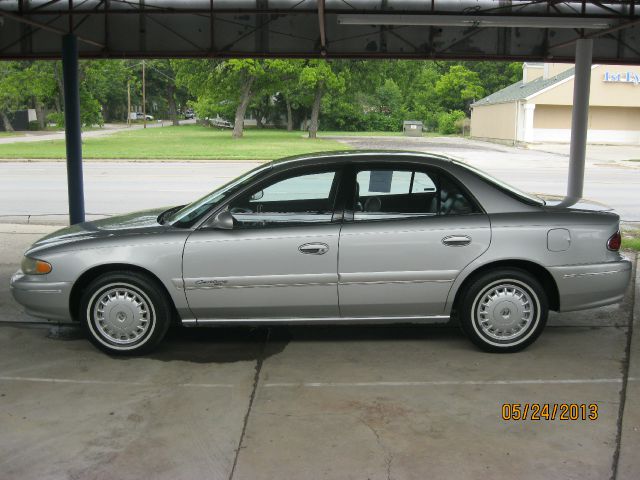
<box><xmin>0</xmin><ymin>136</ymin><xmax>639</xmax><ymax>223</ymax></box>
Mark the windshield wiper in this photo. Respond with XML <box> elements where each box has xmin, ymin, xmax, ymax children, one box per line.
<box><xmin>157</xmin><ymin>205</ymin><xmax>183</xmax><ymax>225</ymax></box>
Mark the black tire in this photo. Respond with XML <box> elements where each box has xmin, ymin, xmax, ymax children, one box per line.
<box><xmin>79</xmin><ymin>271</ymin><xmax>171</xmax><ymax>355</ymax></box>
<box><xmin>458</xmin><ymin>268</ymin><xmax>548</xmax><ymax>353</ymax></box>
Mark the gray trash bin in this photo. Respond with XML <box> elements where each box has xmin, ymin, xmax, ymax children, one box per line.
<box><xmin>403</xmin><ymin>120</ymin><xmax>423</xmax><ymax>137</ymax></box>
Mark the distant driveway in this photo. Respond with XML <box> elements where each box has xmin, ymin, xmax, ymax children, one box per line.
<box><xmin>0</xmin><ymin>119</ymin><xmax>196</xmax><ymax>145</ymax></box>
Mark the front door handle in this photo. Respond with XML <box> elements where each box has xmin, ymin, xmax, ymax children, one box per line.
<box><xmin>442</xmin><ymin>235</ymin><xmax>471</xmax><ymax>247</ymax></box>
<box><xmin>298</xmin><ymin>242</ymin><xmax>329</xmax><ymax>255</ymax></box>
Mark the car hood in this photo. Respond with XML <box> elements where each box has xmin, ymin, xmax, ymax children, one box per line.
<box><xmin>27</xmin><ymin>207</ymin><xmax>170</xmax><ymax>254</ymax></box>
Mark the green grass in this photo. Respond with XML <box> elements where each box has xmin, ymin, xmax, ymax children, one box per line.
<box><xmin>622</xmin><ymin>237</ymin><xmax>640</xmax><ymax>252</ymax></box>
<box><xmin>0</xmin><ymin>125</ymin><xmax>350</xmax><ymax>160</ymax></box>
<box><xmin>622</xmin><ymin>227</ymin><xmax>640</xmax><ymax>252</ymax></box>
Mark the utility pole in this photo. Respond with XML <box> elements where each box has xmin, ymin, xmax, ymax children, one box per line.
<box><xmin>127</xmin><ymin>80</ymin><xmax>131</xmax><ymax>127</ymax></box>
<box><xmin>142</xmin><ymin>60</ymin><xmax>147</xmax><ymax>129</ymax></box>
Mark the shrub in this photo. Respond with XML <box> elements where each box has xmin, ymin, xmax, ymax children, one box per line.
<box><xmin>47</xmin><ymin>111</ymin><xmax>65</xmax><ymax>127</ymax></box>
<box><xmin>437</xmin><ymin>110</ymin><xmax>466</xmax><ymax>134</ymax></box>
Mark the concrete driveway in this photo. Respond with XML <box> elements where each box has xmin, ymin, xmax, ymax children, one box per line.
<box><xmin>1</xmin><ymin>224</ymin><xmax>639</xmax><ymax>480</ymax></box>
<box><xmin>0</xmin><ymin>120</ymin><xmax>196</xmax><ymax>145</ymax></box>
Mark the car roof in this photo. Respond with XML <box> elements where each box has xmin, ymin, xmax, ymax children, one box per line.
<box><xmin>270</xmin><ymin>150</ymin><xmax>459</xmax><ymax>171</ymax></box>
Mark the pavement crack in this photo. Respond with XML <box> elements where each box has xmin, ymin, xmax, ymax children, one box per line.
<box><xmin>228</xmin><ymin>328</ymin><xmax>270</xmax><ymax>480</ymax></box>
<box><xmin>386</xmin><ymin>455</ymin><xmax>394</xmax><ymax>480</ymax></box>
<box><xmin>359</xmin><ymin>417</ymin><xmax>394</xmax><ymax>480</ymax></box>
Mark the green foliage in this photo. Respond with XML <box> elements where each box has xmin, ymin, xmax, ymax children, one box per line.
<box><xmin>1</xmin><ymin>58</ymin><xmax>526</xmax><ymax>136</ymax></box>
<box><xmin>46</xmin><ymin>92</ymin><xmax>103</xmax><ymax>128</ymax></box>
<box><xmin>463</xmin><ymin>61</ymin><xmax>522</xmax><ymax>94</ymax></box>
<box><xmin>437</xmin><ymin>110</ymin><xmax>466</xmax><ymax>134</ymax></box>
<box><xmin>80</xmin><ymin>89</ymin><xmax>104</xmax><ymax>127</ymax></box>
<box><xmin>47</xmin><ymin>111</ymin><xmax>65</xmax><ymax>127</ymax></box>
<box><xmin>435</xmin><ymin>65</ymin><xmax>485</xmax><ymax>112</ymax></box>
<box><xmin>0</xmin><ymin>62</ymin><xmax>26</xmax><ymax>113</ymax></box>
<box><xmin>299</xmin><ymin>60</ymin><xmax>346</xmax><ymax>92</ymax></box>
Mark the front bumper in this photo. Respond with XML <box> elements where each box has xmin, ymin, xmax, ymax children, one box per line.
<box><xmin>549</xmin><ymin>258</ymin><xmax>633</xmax><ymax>312</ymax></box>
<box><xmin>10</xmin><ymin>271</ymin><xmax>74</xmax><ymax>322</ymax></box>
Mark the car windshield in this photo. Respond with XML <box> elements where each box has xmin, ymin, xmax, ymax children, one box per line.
<box><xmin>456</xmin><ymin>161</ymin><xmax>545</xmax><ymax>206</ymax></box>
<box><xmin>166</xmin><ymin>164</ymin><xmax>271</xmax><ymax>227</ymax></box>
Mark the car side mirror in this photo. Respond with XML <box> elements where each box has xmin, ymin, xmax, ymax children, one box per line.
<box><xmin>206</xmin><ymin>210</ymin><xmax>234</xmax><ymax>230</ymax></box>
<box><xmin>250</xmin><ymin>190</ymin><xmax>264</xmax><ymax>201</ymax></box>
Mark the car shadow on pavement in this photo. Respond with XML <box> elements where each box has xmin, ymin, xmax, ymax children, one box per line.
<box><xmin>30</xmin><ymin>321</ymin><xmax>469</xmax><ymax>364</ymax></box>
<box><xmin>146</xmin><ymin>323</ymin><xmax>466</xmax><ymax>364</ymax></box>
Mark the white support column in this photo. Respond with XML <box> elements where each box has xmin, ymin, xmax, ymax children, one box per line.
<box><xmin>522</xmin><ymin>103</ymin><xmax>536</xmax><ymax>143</ymax></box>
<box><xmin>560</xmin><ymin>38</ymin><xmax>593</xmax><ymax>207</ymax></box>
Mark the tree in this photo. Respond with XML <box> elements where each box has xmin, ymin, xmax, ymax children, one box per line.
<box><xmin>464</xmin><ymin>61</ymin><xmax>522</xmax><ymax>94</ymax></box>
<box><xmin>81</xmin><ymin>60</ymin><xmax>131</xmax><ymax>124</ymax></box>
<box><xmin>23</xmin><ymin>62</ymin><xmax>58</xmax><ymax>129</ymax></box>
<box><xmin>376</xmin><ymin>79</ymin><xmax>402</xmax><ymax>114</ymax></box>
<box><xmin>299</xmin><ymin>60</ymin><xmax>346</xmax><ymax>138</ymax></box>
<box><xmin>268</xmin><ymin>59</ymin><xmax>305</xmax><ymax>131</ymax></box>
<box><xmin>434</xmin><ymin>65</ymin><xmax>485</xmax><ymax>114</ymax></box>
<box><xmin>0</xmin><ymin>62</ymin><xmax>27</xmax><ymax>131</ymax></box>
<box><xmin>174</xmin><ymin>59</ymin><xmax>271</xmax><ymax>138</ymax></box>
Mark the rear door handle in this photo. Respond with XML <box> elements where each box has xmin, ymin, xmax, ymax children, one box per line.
<box><xmin>298</xmin><ymin>243</ymin><xmax>329</xmax><ymax>255</ymax></box>
<box><xmin>442</xmin><ymin>235</ymin><xmax>471</xmax><ymax>247</ymax></box>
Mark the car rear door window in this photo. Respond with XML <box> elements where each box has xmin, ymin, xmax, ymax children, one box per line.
<box><xmin>354</xmin><ymin>168</ymin><xmax>477</xmax><ymax>221</ymax></box>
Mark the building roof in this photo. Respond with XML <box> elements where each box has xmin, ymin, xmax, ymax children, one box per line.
<box><xmin>472</xmin><ymin>67</ymin><xmax>576</xmax><ymax>107</ymax></box>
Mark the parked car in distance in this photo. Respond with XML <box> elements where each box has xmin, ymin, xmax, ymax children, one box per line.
<box><xmin>184</xmin><ymin>109</ymin><xmax>195</xmax><ymax>119</ymax></box>
<box><xmin>10</xmin><ymin>152</ymin><xmax>631</xmax><ymax>355</ymax></box>
<box><xmin>129</xmin><ymin>112</ymin><xmax>154</xmax><ymax>121</ymax></box>
<box><xmin>208</xmin><ymin>117</ymin><xmax>233</xmax><ymax>129</ymax></box>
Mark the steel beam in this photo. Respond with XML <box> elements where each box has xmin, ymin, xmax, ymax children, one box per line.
<box><xmin>62</xmin><ymin>33</ymin><xmax>85</xmax><ymax>225</ymax></box>
<box><xmin>561</xmin><ymin>38</ymin><xmax>593</xmax><ymax>207</ymax></box>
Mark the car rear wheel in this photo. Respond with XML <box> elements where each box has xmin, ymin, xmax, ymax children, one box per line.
<box><xmin>80</xmin><ymin>271</ymin><xmax>171</xmax><ymax>355</ymax></box>
<box><xmin>459</xmin><ymin>268</ymin><xmax>548</xmax><ymax>352</ymax></box>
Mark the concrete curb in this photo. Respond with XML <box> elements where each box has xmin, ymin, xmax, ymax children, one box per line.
<box><xmin>0</xmin><ymin>158</ymin><xmax>270</xmax><ymax>163</ymax></box>
<box><xmin>0</xmin><ymin>223</ymin><xmax>62</xmax><ymax>234</ymax></box>
<box><xmin>0</xmin><ymin>214</ymin><xmax>109</xmax><ymax>226</ymax></box>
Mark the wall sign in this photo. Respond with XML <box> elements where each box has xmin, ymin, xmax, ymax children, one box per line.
<box><xmin>603</xmin><ymin>71</ymin><xmax>640</xmax><ymax>85</ymax></box>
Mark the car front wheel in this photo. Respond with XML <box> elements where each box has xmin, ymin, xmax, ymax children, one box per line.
<box><xmin>80</xmin><ymin>271</ymin><xmax>171</xmax><ymax>355</ymax></box>
<box><xmin>459</xmin><ymin>268</ymin><xmax>548</xmax><ymax>352</ymax></box>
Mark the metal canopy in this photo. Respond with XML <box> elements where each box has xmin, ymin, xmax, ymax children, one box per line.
<box><xmin>0</xmin><ymin>1</ymin><xmax>639</xmax><ymax>64</ymax></box>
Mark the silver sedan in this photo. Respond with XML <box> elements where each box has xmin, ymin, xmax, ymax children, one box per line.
<box><xmin>10</xmin><ymin>152</ymin><xmax>632</xmax><ymax>355</ymax></box>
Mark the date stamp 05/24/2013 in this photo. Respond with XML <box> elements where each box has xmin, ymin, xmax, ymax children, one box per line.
<box><xmin>501</xmin><ymin>403</ymin><xmax>599</xmax><ymax>421</ymax></box>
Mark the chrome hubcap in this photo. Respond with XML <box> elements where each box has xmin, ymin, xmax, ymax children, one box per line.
<box><xmin>92</xmin><ymin>286</ymin><xmax>152</xmax><ymax>345</ymax></box>
<box><xmin>476</xmin><ymin>283</ymin><xmax>534</xmax><ymax>341</ymax></box>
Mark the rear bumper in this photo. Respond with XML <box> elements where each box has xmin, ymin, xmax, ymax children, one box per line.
<box><xmin>549</xmin><ymin>258</ymin><xmax>633</xmax><ymax>312</ymax></box>
<box><xmin>10</xmin><ymin>271</ymin><xmax>73</xmax><ymax>321</ymax></box>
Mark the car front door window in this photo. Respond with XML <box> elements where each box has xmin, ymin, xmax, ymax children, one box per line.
<box><xmin>229</xmin><ymin>170</ymin><xmax>338</xmax><ymax>228</ymax></box>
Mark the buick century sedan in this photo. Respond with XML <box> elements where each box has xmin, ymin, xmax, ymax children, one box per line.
<box><xmin>11</xmin><ymin>152</ymin><xmax>631</xmax><ymax>355</ymax></box>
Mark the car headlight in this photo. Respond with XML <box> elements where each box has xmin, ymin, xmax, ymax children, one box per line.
<box><xmin>21</xmin><ymin>257</ymin><xmax>52</xmax><ymax>275</ymax></box>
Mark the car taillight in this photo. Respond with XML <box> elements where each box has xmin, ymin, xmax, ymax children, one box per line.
<box><xmin>607</xmin><ymin>230</ymin><xmax>621</xmax><ymax>251</ymax></box>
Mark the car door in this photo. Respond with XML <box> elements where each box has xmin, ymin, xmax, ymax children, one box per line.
<box><xmin>182</xmin><ymin>167</ymin><xmax>343</xmax><ymax>320</ymax></box>
<box><xmin>338</xmin><ymin>164</ymin><xmax>491</xmax><ymax>318</ymax></box>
